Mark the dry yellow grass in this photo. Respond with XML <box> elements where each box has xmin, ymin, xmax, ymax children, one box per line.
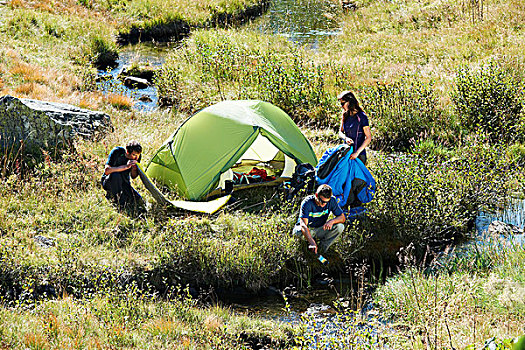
<box><xmin>203</xmin><ymin>314</ymin><xmax>223</xmax><ymax>332</ymax></box>
<box><xmin>13</xmin><ymin>82</ymin><xmax>52</xmax><ymax>99</ymax></box>
<box><xmin>77</xmin><ymin>94</ymin><xmax>102</xmax><ymax>110</ymax></box>
<box><xmin>8</xmin><ymin>0</ymin><xmax>24</xmax><ymax>7</ymax></box>
<box><xmin>104</xmin><ymin>93</ymin><xmax>134</xmax><ymax>110</ymax></box>
<box><xmin>23</xmin><ymin>332</ymin><xmax>48</xmax><ymax>349</ymax></box>
<box><xmin>10</xmin><ymin>61</ymin><xmax>47</xmax><ymax>84</ymax></box>
<box><xmin>33</xmin><ymin>0</ymin><xmax>54</xmax><ymax>13</ymax></box>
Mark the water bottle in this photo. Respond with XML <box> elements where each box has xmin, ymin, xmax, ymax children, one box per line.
<box><xmin>309</xmin><ymin>245</ymin><xmax>329</xmax><ymax>265</ymax></box>
<box><xmin>318</xmin><ymin>255</ymin><xmax>328</xmax><ymax>265</ymax></box>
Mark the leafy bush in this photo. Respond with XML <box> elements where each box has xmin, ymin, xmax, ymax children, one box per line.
<box><xmin>366</xmin><ymin>139</ymin><xmax>515</xmax><ymax>245</ymax></box>
<box><xmin>451</xmin><ymin>61</ymin><xmax>525</xmax><ymax>144</ymax></box>
<box><xmin>155</xmin><ymin>30</ymin><xmax>334</xmax><ymax>126</ymax></box>
<box><xmin>359</xmin><ymin>75</ymin><xmax>449</xmax><ymax>151</ymax></box>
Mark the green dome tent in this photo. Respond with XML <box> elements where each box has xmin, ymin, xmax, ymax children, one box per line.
<box><xmin>145</xmin><ymin>100</ymin><xmax>318</xmax><ymax>200</ymax></box>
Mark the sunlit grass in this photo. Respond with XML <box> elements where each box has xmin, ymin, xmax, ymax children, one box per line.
<box><xmin>1</xmin><ymin>0</ymin><xmax>525</xmax><ymax>347</ymax></box>
<box><xmin>94</xmin><ymin>0</ymin><xmax>265</xmax><ymax>27</ymax></box>
<box><xmin>9</xmin><ymin>61</ymin><xmax>47</xmax><ymax>84</ymax></box>
<box><xmin>373</xmin><ymin>234</ymin><xmax>525</xmax><ymax>349</ymax></box>
<box><xmin>0</xmin><ymin>291</ymin><xmax>293</xmax><ymax>349</ymax></box>
<box><xmin>0</xmin><ymin>5</ymin><xmax>113</xmax><ymax>106</ymax></box>
<box><xmin>320</xmin><ymin>0</ymin><xmax>525</xmax><ymax>94</ymax></box>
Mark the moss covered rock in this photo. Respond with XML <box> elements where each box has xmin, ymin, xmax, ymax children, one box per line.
<box><xmin>0</xmin><ymin>95</ymin><xmax>112</xmax><ymax>154</ymax></box>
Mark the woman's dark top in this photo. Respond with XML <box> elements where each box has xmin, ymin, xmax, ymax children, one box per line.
<box><xmin>342</xmin><ymin>111</ymin><xmax>369</xmax><ymax>157</ymax></box>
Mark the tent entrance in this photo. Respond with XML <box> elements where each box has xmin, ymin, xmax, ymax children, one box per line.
<box><xmin>211</xmin><ymin>134</ymin><xmax>297</xmax><ymax>197</ymax></box>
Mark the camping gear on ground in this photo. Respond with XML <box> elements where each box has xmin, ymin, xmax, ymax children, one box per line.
<box><xmin>285</xmin><ymin>162</ymin><xmax>316</xmax><ymax>200</ymax></box>
<box><xmin>315</xmin><ymin>144</ymin><xmax>376</xmax><ymax>214</ymax></box>
<box><xmin>231</xmin><ymin>167</ymin><xmax>276</xmax><ymax>185</ymax></box>
<box><xmin>144</xmin><ymin>100</ymin><xmax>317</xmax><ymax>209</ymax></box>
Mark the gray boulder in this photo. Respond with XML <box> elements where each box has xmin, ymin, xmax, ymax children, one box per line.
<box><xmin>0</xmin><ymin>95</ymin><xmax>112</xmax><ymax>153</ymax></box>
<box><xmin>122</xmin><ymin>76</ymin><xmax>150</xmax><ymax>89</ymax></box>
<box><xmin>487</xmin><ymin>220</ymin><xmax>523</xmax><ymax>236</ymax></box>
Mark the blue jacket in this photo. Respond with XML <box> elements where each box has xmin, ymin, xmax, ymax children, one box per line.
<box><xmin>315</xmin><ymin>145</ymin><xmax>376</xmax><ymax>209</ymax></box>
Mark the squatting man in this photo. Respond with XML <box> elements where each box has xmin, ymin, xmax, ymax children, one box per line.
<box><xmin>293</xmin><ymin>184</ymin><xmax>346</xmax><ymax>254</ymax></box>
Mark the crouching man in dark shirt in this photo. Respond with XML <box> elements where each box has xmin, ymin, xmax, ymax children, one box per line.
<box><xmin>293</xmin><ymin>184</ymin><xmax>345</xmax><ymax>254</ymax></box>
<box><xmin>101</xmin><ymin>140</ymin><xmax>145</xmax><ymax>214</ymax></box>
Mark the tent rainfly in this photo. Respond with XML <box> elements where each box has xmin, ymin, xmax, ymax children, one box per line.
<box><xmin>145</xmin><ymin>100</ymin><xmax>318</xmax><ymax>200</ymax></box>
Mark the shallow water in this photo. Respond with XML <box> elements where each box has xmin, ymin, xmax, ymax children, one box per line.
<box><xmin>476</xmin><ymin>197</ymin><xmax>525</xmax><ymax>232</ymax></box>
<box><xmin>96</xmin><ymin>45</ymin><xmax>167</xmax><ymax>112</ymax></box>
<box><xmin>251</xmin><ymin>0</ymin><xmax>343</xmax><ymax>48</ymax></box>
<box><xmin>97</xmin><ymin>0</ymin><xmax>343</xmax><ymax>109</ymax></box>
<box><xmin>473</xmin><ymin>197</ymin><xmax>525</xmax><ymax>245</ymax></box>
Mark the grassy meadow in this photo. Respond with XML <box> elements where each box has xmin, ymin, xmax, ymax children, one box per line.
<box><xmin>1</xmin><ymin>0</ymin><xmax>525</xmax><ymax>348</ymax></box>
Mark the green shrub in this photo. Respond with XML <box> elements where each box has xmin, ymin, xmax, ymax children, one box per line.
<box><xmin>366</xmin><ymin>139</ymin><xmax>514</xmax><ymax>245</ymax></box>
<box><xmin>155</xmin><ymin>30</ymin><xmax>334</xmax><ymax>126</ymax></box>
<box><xmin>451</xmin><ymin>61</ymin><xmax>525</xmax><ymax>144</ymax></box>
<box><xmin>88</xmin><ymin>35</ymin><xmax>118</xmax><ymax>69</ymax></box>
<box><xmin>359</xmin><ymin>75</ymin><xmax>448</xmax><ymax>151</ymax></box>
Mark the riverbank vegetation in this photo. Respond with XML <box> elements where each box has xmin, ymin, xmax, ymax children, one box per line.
<box><xmin>1</xmin><ymin>0</ymin><xmax>525</xmax><ymax>348</ymax></box>
<box><xmin>373</xmin><ymin>233</ymin><xmax>525</xmax><ymax>349</ymax></box>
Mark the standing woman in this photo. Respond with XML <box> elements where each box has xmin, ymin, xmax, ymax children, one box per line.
<box><xmin>337</xmin><ymin>91</ymin><xmax>372</xmax><ymax>165</ymax></box>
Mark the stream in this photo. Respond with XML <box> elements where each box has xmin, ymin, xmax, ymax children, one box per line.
<box><xmin>96</xmin><ymin>45</ymin><xmax>167</xmax><ymax>112</ymax></box>
<box><xmin>97</xmin><ymin>0</ymin><xmax>343</xmax><ymax>112</ymax></box>
<box><xmin>249</xmin><ymin>0</ymin><xmax>343</xmax><ymax>48</ymax></box>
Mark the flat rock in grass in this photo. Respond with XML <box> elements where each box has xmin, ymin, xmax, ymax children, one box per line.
<box><xmin>0</xmin><ymin>95</ymin><xmax>112</xmax><ymax>154</ymax></box>
<box><xmin>487</xmin><ymin>220</ymin><xmax>523</xmax><ymax>236</ymax></box>
<box><xmin>34</xmin><ymin>235</ymin><xmax>55</xmax><ymax>248</ymax></box>
<box><xmin>121</xmin><ymin>63</ymin><xmax>156</xmax><ymax>82</ymax></box>
<box><xmin>122</xmin><ymin>76</ymin><xmax>150</xmax><ymax>89</ymax></box>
